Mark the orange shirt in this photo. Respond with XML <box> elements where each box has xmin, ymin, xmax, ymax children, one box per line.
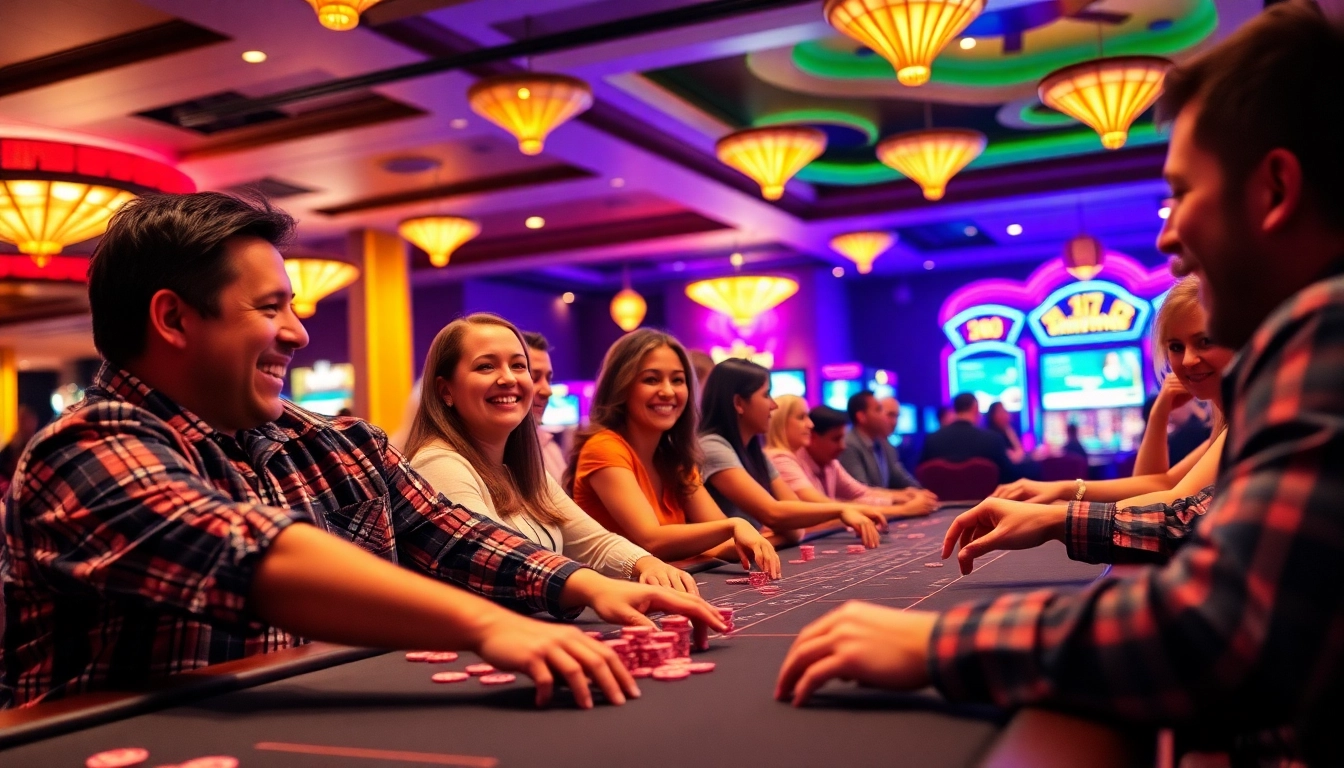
<box><xmin>572</xmin><ymin>429</ymin><xmax>697</xmax><ymax>537</ymax></box>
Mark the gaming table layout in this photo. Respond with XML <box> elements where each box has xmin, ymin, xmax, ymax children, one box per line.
<box><xmin>0</xmin><ymin>505</ymin><xmax>1154</xmax><ymax>767</ymax></box>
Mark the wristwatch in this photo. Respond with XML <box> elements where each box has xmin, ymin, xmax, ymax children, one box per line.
<box><xmin>1073</xmin><ymin>479</ymin><xmax>1087</xmax><ymax>501</ymax></box>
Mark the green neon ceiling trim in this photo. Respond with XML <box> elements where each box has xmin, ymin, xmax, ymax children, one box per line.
<box><xmin>792</xmin><ymin>0</ymin><xmax>1216</xmax><ymax>88</ymax></box>
<box><xmin>753</xmin><ymin>109</ymin><xmax>880</xmax><ymax>146</ymax></box>
<box><xmin>795</xmin><ymin>122</ymin><xmax>1167</xmax><ymax>185</ymax></box>
<box><xmin>1016</xmin><ymin>102</ymin><xmax>1076</xmax><ymax>128</ymax></box>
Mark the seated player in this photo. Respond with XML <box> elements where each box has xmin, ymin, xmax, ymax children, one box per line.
<box><xmin>838</xmin><ymin>391</ymin><xmax>922</xmax><ymax>494</ymax></box>
<box><xmin>405</xmin><ymin>314</ymin><xmax>697</xmax><ymax>593</ymax></box>
<box><xmin>0</xmin><ymin>192</ymin><xmax>723</xmax><ymax>709</ymax></box>
<box><xmin>779</xmin><ymin>7</ymin><xmax>1344</xmax><ymax>762</ymax></box>
<box><xmin>763</xmin><ymin>399</ymin><xmax>936</xmax><ymax>519</ymax></box>
<box><xmin>566</xmin><ymin>329</ymin><xmax>780</xmax><ymax>578</ymax></box>
<box><xmin>521</xmin><ymin>331</ymin><xmax>569</xmax><ymax>481</ymax></box>
<box><xmin>919</xmin><ymin>393</ymin><xmax>1016</xmax><ymax>482</ymax></box>
<box><xmin>992</xmin><ymin>275</ymin><xmax>1231</xmax><ymax>507</ymax></box>
<box><xmin>698</xmin><ymin>360</ymin><xmax>887</xmax><ymax>549</ymax></box>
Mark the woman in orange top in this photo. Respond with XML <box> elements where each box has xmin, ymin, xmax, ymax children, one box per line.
<box><xmin>567</xmin><ymin>329</ymin><xmax>780</xmax><ymax>577</ymax></box>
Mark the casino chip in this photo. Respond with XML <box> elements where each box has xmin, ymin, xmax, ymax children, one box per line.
<box><xmin>426</xmin><ymin>652</ymin><xmax>459</xmax><ymax>663</ymax></box>
<box><xmin>821</xmin><ymin>550</ymin><xmax>839</xmax><ymax>554</ymax></box>
<box><xmin>788</xmin><ymin>559</ymin><xmax>805</xmax><ymax>564</ymax></box>
<box><xmin>177</xmin><ymin>758</ymin><xmax>239</xmax><ymax>768</ymax></box>
<box><xmin>479</xmin><ymin>673</ymin><xmax>517</xmax><ymax>685</ymax></box>
<box><xmin>924</xmin><ymin>562</ymin><xmax>945</xmax><ymax>568</ymax></box>
<box><xmin>651</xmin><ymin>665</ymin><xmax>691</xmax><ymax>680</ymax></box>
<box><xmin>87</xmin><ymin>748</ymin><xmax>150</xmax><ymax>768</ymax></box>
<box><xmin>687</xmin><ymin>662</ymin><xmax>716</xmax><ymax>673</ymax></box>
<box><xmin>405</xmin><ymin>651</ymin><xmax>434</xmax><ymax>662</ymax></box>
<box><xmin>630</xmin><ymin>667</ymin><xmax>653</xmax><ymax>678</ymax></box>
<box><xmin>465</xmin><ymin>663</ymin><xmax>495</xmax><ymax>676</ymax></box>
<box><xmin>725</xmin><ymin>577</ymin><xmax>750</xmax><ymax>585</ymax></box>
<box><xmin>431</xmin><ymin>671</ymin><xmax>470</xmax><ymax>683</ymax></box>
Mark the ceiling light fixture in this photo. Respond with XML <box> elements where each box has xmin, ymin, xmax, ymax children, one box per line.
<box><xmin>685</xmin><ymin>275</ymin><xmax>799</xmax><ymax>332</ymax></box>
<box><xmin>1006</xmin><ymin>223</ymin><xmax>1023</xmax><ymax>236</ymax></box>
<box><xmin>830</xmin><ymin>231</ymin><xmax>894</xmax><ymax>275</ymax></box>
<box><xmin>398</xmin><ymin>216</ymin><xmax>480</xmax><ymax>268</ymax></box>
<box><xmin>284</xmin><ymin>257</ymin><xmax>359</xmax><ymax>318</ymax></box>
<box><xmin>561</xmin><ymin>291</ymin><xmax>575</xmax><ymax>304</ymax></box>
<box><xmin>824</xmin><ymin>0</ymin><xmax>986</xmax><ymax>86</ymax></box>
<box><xmin>876</xmin><ymin>128</ymin><xmax>985</xmax><ymax>201</ymax></box>
<box><xmin>1062</xmin><ymin>234</ymin><xmax>1105</xmax><ymax>280</ymax></box>
<box><xmin>525</xmin><ymin>216</ymin><xmax>545</xmax><ymax>229</ymax></box>
<box><xmin>1039</xmin><ymin>56</ymin><xmax>1170</xmax><ymax>150</ymax></box>
<box><xmin>716</xmin><ymin>125</ymin><xmax>826</xmax><ymax>201</ymax></box>
<box><xmin>959</xmin><ymin>37</ymin><xmax>976</xmax><ymax>50</ymax></box>
<box><xmin>241</xmin><ymin>50</ymin><xmax>267</xmax><ymax>63</ymax></box>
<box><xmin>468</xmin><ymin>74</ymin><xmax>593</xmax><ymax>156</ymax></box>
<box><xmin>304</xmin><ymin>0</ymin><xmax>384</xmax><ymax>31</ymax></box>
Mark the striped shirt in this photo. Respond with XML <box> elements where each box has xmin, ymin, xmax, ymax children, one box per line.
<box><xmin>1</xmin><ymin>364</ymin><xmax>581</xmax><ymax>707</ymax></box>
<box><xmin>929</xmin><ymin>269</ymin><xmax>1344</xmax><ymax>763</ymax></box>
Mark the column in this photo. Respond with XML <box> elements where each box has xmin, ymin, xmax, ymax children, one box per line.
<box><xmin>0</xmin><ymin>348</ymin><xmax>15</xmax><ymax>444</ymax></box>
<box><xmin>347</xmin><ymin>229</ymin><xmax>413</xmax><ymax>435</ymax></box>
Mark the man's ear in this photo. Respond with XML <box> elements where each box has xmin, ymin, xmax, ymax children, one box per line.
<box><xmin>1256</xmin><ymin>148</ymin><xmax>1304</xmax><ymax>235</ymax></box>
<box><xmin>146</xmin><ymin>289</ymin><xmax>192</xmax><ymax>351</ymax></box>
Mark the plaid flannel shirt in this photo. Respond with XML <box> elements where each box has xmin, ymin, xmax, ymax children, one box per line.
<box><xmin>1</xmin><ymin>365</ymin><xmax>581</xmax><ymax>707</ymax></box>
<box><xmin>929</xmin><ymin>268</ymin><xmax>1344</xmax><ymax>762</ymax></box>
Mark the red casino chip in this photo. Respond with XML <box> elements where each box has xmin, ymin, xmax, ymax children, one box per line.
<box><xmin>86</xmin><ymin>748</ymin><xmax>150</xmax><ymax>768</ymax></box>
<box><xmin>651</xmin><ymin>665</ymin><xmax>691</xmax><ymax>681</ymax></box>
<box><xmin>630</xmin><ymin>667</ymin><xmax>653</xmax><ymax>678</ymax></box>
<box><xmin>177</xmin><ymin>758</ymin><xmax>239</xmax><ymax>768</ymax></box>
<box><xmin>404</xmin><ymin>651</ymin><xmax>434</xmax><ymax>662</ymax></box>
<box><xmin>465</xmin><ymin>663</ymin><xmax>495</xmax><ymax>676</ymax></box>
<box><xmin>479</xmin><ymin>673</ymin><xmax>517</xmax><ymax>685</ymax></box>
<box><xmin>431</xmin><ymin>671</ymin><xmax>470</xmax><ymax>683</ymax></box>
<box><xmin>687</xmin><ymin>662</ymin><xmax>716</xmax><ymax>674</ymax></box>
<box><xmin>425</xmin><ymin>652</ymin><xmax>460</xmax><ymax>663</ymax></box>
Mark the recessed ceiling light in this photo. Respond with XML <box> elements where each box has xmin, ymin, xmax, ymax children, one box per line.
<box><xmin>241</xmin><ymin>50</ymin><xmax>267</xmax><ymax>64</ymax></box>
<box><xmin>729</xmin><ymin>252</ymin><xmax>744</xmax><ymax>267</ymax></box>
<box><xmin>1158</xmin><ymin>206</ymin><xmax>1171</xmax><ymax>220</ymax></box>
<box><xmin>963</xmin><ymin>225</ymin><xmax>978</xmax><ymax>237</ymax></box>
<box><xmin>672</xmin><ymin>261</ymin><xmax>686</xmax><ymax>272</ymax></box>
<box><xmin>561</xmin><ymin>292</ymin><xmax>575</xmax><ymax>304</ymax></box>
<box><xmin>959</xmin><ymin>38</ymin><xmax>976</xmax><ymax>50</ymax></box>
<box><xmin>610</xmin><ymin>177</ymin><xmax>625</xmax><ymax>188</ymax></box>
<box><xmin>923</xmin><ymin>260</ymin><xmax>936</xmax><ymax>270</ymax></box>
<box><xmin>449</xmin><ymin>118</ymin><xmax>468</xmax><ymax>129</ymax></box>
<box><xmin>1006</xmin><ymin>223</ymin><xmax>1023</xmax><ymax>236</ymax></box>
<box><xmin>525</xmin><ymin>216</ymin><xmax>545</xmax><ymax>229</ymax></box>
<box><xmin>832</xmin><ymin>266</ymin><xmax>845</xmax><ymax>278</ymax></box>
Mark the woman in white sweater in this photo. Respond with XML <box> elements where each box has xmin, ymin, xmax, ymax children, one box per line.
<box><xmin>405</xmin><ymin>312</ymin><xmax>698</xmax><ymax>593</ymax></box>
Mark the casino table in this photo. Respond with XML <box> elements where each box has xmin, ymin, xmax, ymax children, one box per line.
<box><xmin>0</xmin><ymin>504</ymin><xmax>1156</xmax><ymax>768</ymax></box>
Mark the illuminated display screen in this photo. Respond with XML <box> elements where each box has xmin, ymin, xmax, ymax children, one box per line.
<box><xmin>822</xmin><ymin>379</ymin><xmax>863</xmax><ymax>411</ymax></box>
<box><xmin>290</xmin><ymin>361</ymin><xmax>355</xmax><ymax>416</ymax></box>
<box><xmin>896</xmin><ymin>406</ymin><xmax>917</xmax><ymax>435</ymax></box>
<box><xmin>953</xmin><ymin>355</ymin><xmax>1024</xmax><ymax>413</ymax></box>
<box><xmin>770</xmin><ymin>369</ymin><xmax>807</xmax><ymax>399</ymax></box>
<box><xmin>1041</xmin><ymin>407</ymin><xmax>1147</xmax><ymax>453</ymax></box>
<box><xmin>541</xmin><ymin>394</ymin><xmax>581</xmax><ymax>427</ymax></box>
<box><xmin>1039</xmin><ymin>347</ymin><xmax>1145</xmax><ymax>411</ymax></box>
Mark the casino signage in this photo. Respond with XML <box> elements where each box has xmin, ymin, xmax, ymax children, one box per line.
<box><xmin>1027</xmin><ymin>281</ymin><xmax>1152</xmax><ymax>347</ymax></box>
<box><xmin>942</xmin><ymin>304</ymin><xmax>1026</xmax><ymax>349</ymax></box>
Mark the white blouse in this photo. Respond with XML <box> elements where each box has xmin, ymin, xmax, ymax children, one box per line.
<box><xmin>410</xmin><ymin>440</ymin><xmax>650</xmax><ymax>580</ymax></box>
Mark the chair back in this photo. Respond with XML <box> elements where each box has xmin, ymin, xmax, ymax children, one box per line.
<box><xmin>1039</xmin><ymin>454</ymin><xmax>1090</xmax><ymax>482</ymax></box>
<box><xmin>915</xmin><ymin>458</ymin><xmax>1000</xmax><ymax>502</ymax></box>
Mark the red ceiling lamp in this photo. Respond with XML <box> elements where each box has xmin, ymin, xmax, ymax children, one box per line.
<box><xmin>716</xmin><ymin>126</ymin><xmax>827</xmax><ymax>201</ymax></box>
<box><xmin>1039</xmin><ymin>56</ymin><xmax>1171</xmax><ymax>150</ymax></box>
<box><xmin>0</xmin><ymin>138</ymin><xmax>193</xmax><ymax>267</ymax></box>
<box><xmin>609</xmin><ymin>265</ymin><xmax>647</xmax><ymax>332</ymax></box>
<box><xmin>824</xmin><ymin>0</ymin><xmax>986</xmax><ymax>87</ymax></box>
<box><xmin>304</xmin><ymin>0</ymin><xmax>385</xmax><ymax>31</ymax></box>
<box><xmin>1062</xmin><ymin>234</ymin><xmax>1105</xmax><ymax>280</ymax></box>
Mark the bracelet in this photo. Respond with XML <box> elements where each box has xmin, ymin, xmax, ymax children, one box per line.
<box><xmin>1073</xmin><ymin>479</ymin><xmax>1087</xmax><ymax>501</ymax></box>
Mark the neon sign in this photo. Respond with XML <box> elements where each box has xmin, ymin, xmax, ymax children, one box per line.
<box><xmin>1027</xmin><ymin>281</ymin><xmax>1152</xmax><ymax>347</ymax></box>
<box><xmin>942</xmin><ymin>304</ymin><xmax>1026</xmax><ymax>349</ymax></box>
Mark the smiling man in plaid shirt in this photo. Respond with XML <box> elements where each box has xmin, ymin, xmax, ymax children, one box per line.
<box><xmin>0</xmin><ymin>192</ymin><xmax>725</xmax><ymax>710</ymax></box>
<box><xmin>776</xmin><ymin>2</ymin><xmax>1344</xmax><ymax>762</ymax></box>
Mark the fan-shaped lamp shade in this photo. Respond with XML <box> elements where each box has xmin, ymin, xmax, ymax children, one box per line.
<box><xmin>685</xmin><ymin>275</ymin><xmax>800</xmax><ymax>332</ymax></box>
<box><xmin>830</xmin><ymin>231</ymin><xmax>895</xmax><ymax>274</ymax></box>
<box><xmin>468</xmin><ymin>74</ymin><xmax>593</xmax><ymax>156</ymax></box>
<box><xmin>1062</xmin><ymin>235</ymin><xmax>1105</xmax><ymax>281</ymax></box>
<box><xmin>610</xmin><ymin>288</ymin><xmax>647</xmax><ymax>332</ymax></box>
<box><xmin>1039</xmin><ymin>56</ymin><xmax>1171</xmax><ymax>150</ymax></box>
<box><xmin>716</xmin><ymin>126</ymin><xmax>827</xmax><ymax>201</ymax></box>
<box><xmin>0</xmin><ymin>180</ymin><xmax>135</xmax><ymax>267</ymax></box>
<box><xmin>305</xmin><ymin>0</ymin><xmax>384</xmax><ymax>30</ymax></box>
<box><xmin>398</xmin><ymin>216</ymin><xmax>481</xmax><ymax>268</ymax></box>
<box><xmin>876</xmin><ymin>128</ymin><xmax>985</xmax><ymax>201</ymax></box>
<box><xmin>285</xmin><ymin>257</ymin><xmax>360</xmax><ymax>318</ymax></box>
<box><xmin>824</xmin><ymin>0</ymin><xmax>986</xmax><ymax>86</ymax></box>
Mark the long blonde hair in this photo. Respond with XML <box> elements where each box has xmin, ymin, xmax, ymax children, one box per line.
<box><xmin>766</xmin><ymin>394</ymin><xmax>807</xmax><ymax>452</ymax></box>
<box><xmin>405</xmin><ymin>313</ymin><xmax>564</xmax><ymax>525</ymax></box>
<box><xmin>1154</xmin><ymin>275</ymin><xmax>1226</xmax><ymax>436</ymax></box>
<box><xmin>563</xmin><ymin>329</ymin><xmax>702</xmax><ymax>501</ymax></box>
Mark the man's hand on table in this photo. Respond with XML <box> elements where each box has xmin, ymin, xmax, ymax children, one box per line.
<box><xmin>469</xmin><ymin>611</ymin><xmax>638</xmax><ymax>709</ymax></box>
<box><xmin>941</xmin><ymin>497</ymin><xmax>1068</xmax><ymax>574</ymax></box>
<box><xmin>775</xmin><ymin>602</ymin><xmax>938</xmax><ymax>706</ymax></box>
<box><xmin>562</xmin><ymin>568</ymin><xmax>727</xmax><ymax>631</ymax></box>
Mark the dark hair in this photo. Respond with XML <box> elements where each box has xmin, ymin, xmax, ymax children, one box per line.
<box><xmin>1066</xmin><ymin>423</ymin><xmax>1080</xmax><ymax>438</ymax></box>
<box><xmin>405</xmin><ymin>313</ymin><xmax>563</xmax><ymax>526</ymax></box>
<box><xmin>522</xmin><ymin>331</ymin><xmax>549</xmax><ymax>352</ymax></box>
<box><xmin>88</xmin><ymin>192</ymin><xmax>295</xmax><ymax>366</ymax></box>
<box><xmin>845</xmin><ymin>391</ymin><xmax>876</xmax><ymax>426</ymax></box>
<box><xmin>809</xmin><ymin>406</ymin><xmax>848</xmax><ymax>435</ymax></box>
<box><xmin>699</xmin><ymin>358</ymin><xmax>773</xmax><ymax>490</ymax></box>
<box><xmin>952</xmin><ymin>392</ymin><xmax>979</xmax><ymax>413</ymax></box>
<box><xmin>564</xmin><ymin>328</ymin><xmax>702</xmax><ymax>501</ymax></box>
<box><xmin>1157</xmin><ymin>0</ymin><xmax>1344</xmax><ymax>231</ymax></box>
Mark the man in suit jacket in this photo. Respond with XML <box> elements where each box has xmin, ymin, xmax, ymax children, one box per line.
<box><xmin>920</xmin><ymin>393</ymin><xmax>1014</xmax><ymax>482</ymax></box>
<box><xmin>839</xmin><ymin>391</ymin><xmax>922</xmax><ymax>491</ymax></box>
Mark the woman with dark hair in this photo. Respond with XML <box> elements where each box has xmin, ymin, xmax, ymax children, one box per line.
<box><xmin>406</xmin><ymin>313</ymin><xmax>697</xmax><ymax>592</ymax></box>
<box><xmin>985</xmin><ymin>403</ymin><xmax>1026</xmax><ymax>463</ymax></box>
<box><xmin>699</xmin><ymin>359</ymin><xmax>887</xmax><ymax>548</ymax></box>
<box><xmin>567</xmin><ymin>329</ymin><xmax>780</xmax><ymax>578</ymax></box>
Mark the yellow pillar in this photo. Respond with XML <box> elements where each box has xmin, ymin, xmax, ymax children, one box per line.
<box><xmin>347</xmin><ymin>229</ymin><xmax>414</xmax><ymax>435</ymax></box>
<box><xmin>0</xmin><ymin>348</ymin><xmax>16</xmax><ymax>444</ymax></box>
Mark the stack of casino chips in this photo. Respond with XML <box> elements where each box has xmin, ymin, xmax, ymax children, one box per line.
<box><xmin>748</xmin><ymin>571</ymin><xmax>770</xmax><ymax>588</ymax></box>
<box><xmin>603</xmin><ymin>638</ymin><xmax>637</xmax><ymax>669</ymax></box>
<box><xmin>653</xmin><ymin>624</ymin><xmax>690</xmax><ymax>658</ymax></box>
<box><xmin>716</xmin><ymin>606</ymin><xmax>735</xmax><ymax>634</ymax></box>
<box><xmin>846</xmin><ymin>544</ymin><xmax>865</xmax><ymax>555</ymax></box>
<box><xmin>639</xmin><ymin>641</ymin><xmax>674</xmax><ymax>669</ymax></box>
<box><xmin>799</xmin><ymin>544</ymin><xmax>815</xmax><ymax>561</ymax></box>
